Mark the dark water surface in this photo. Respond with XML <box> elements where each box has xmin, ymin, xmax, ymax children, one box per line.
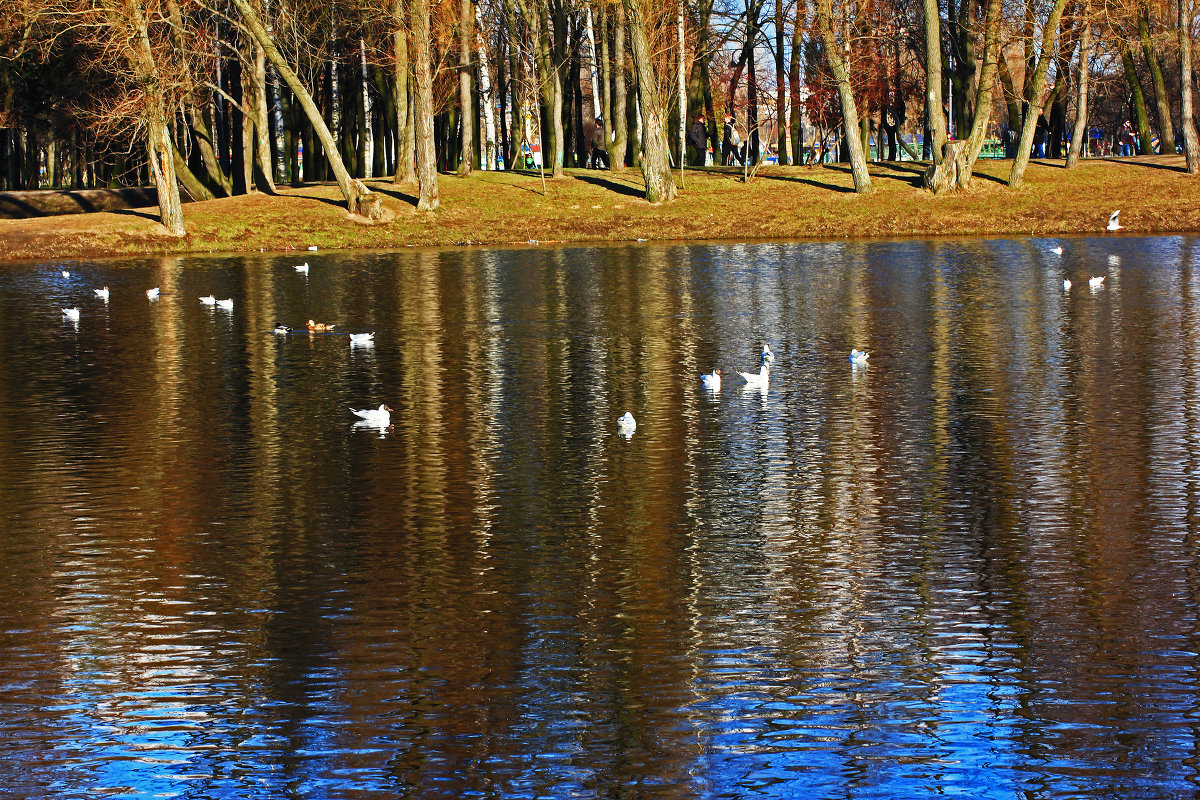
<box><xmin>2</xmin><ymin>237</ymin><xmax>1200</xmax><ymax>799</ymax></box>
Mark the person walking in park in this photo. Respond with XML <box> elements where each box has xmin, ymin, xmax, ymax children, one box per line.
<box><xmin>722</xmin><ymin>115</ymin><xmax>744</xmax><ymax>166</ymax></box>
<box><xmin>687</xmin><ymin>115</ymin><xmax>709</xmax><ymax>167</ymax></box>
<box><xmin>1033</xmin><ymin>114</ymin><xmax>1048</xmax><ymax>158</ymax></box>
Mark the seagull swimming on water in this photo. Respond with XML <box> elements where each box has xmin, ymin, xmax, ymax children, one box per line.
<box><xmin>739</xmin><ymin>363</ymin><xmax>769</xmax><ymax>390</ymax></box>
<box><xmin>850</xmin><ymin>349</ymin><xmax>869</xmax><ymax>366</ymax></box>
<box><xmin>62</xmin><ymin>307</ymin><xmax>81</xmax><ymax>322</ymax></box>
<box><xmin>1107</xmin><ymin>210</ymin><xmax>1123</xmax><ymax>231</ymax></box>
<box><xmin>295</xmin><ymin>262</ymin><xmax>309</xmax><ymax>274</ymax></box>
<box><xmin>94</xmin><ymin>286</ymin><xmax>110</xmax><ymax>301</ymax></box>
<box><xmin>760</xmin><ymin>343</ymin><xmax>775</xmax><ymax>366</ymax></box>
<box><xmin>701</xmin><ymin>369</ymin><xmax>722</xmax><ymax>391</ymax></box>
<box><xmin>1051</xmin><ymin>245</ymin><xmax>1063</xmax><ymax>255</ymax></box>
<box><xmin>351</xmin><ymin>404</ymin><xmax>392</xmax><ymax>427</ymax></box>
<box><xmin>1063</xmin><ymin>279</ymin><xmax>1072</xmax><ymax>292</ymax></box>
<box><xmin>349</xmin><ymin>332</ymin><xmax>375</xmax><ymax>346</ymax></box>
<box><xmin>216</xmin><ymin>298</ymin><xmax>234</xmax><ymax>310</ymax></box>
<box><xmin>146</xmin><ymin>287</ymin><xmax>160</xmax><ymax>300</ymax></box>
<box><xmin>61</xmin><ymin>270</ymin><xmax>70</xmax><ymax>279</ymax></box>
<box><xmin>617</xmin><ymin>411</ymin><xmax>637</xmax><ymax>437</ymax></box>
<box><xmin>1089</xmin><ymin>275</ymin><xmax>1105</xmax><ymax>289</ymax></box>
<box><xmin>199</xmin><ymin>295</ymin><xmax>217</xmax><ymax>305</ymax></box>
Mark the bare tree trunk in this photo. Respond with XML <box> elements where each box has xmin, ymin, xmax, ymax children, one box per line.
<box><xmin>1066</xmin><ymin>14</ymin><xmax>1092</xmax><ymax>168</ymax></box>
<box><xmin>1008</xmin><ymin>0</ymin><xmax>1070</xmax><ymax>187</ymax></box>
<box><xmin>1139</xmin><ymin>6</ymin><xmax>1176</xmax><ymax>153</ymax></box>
<box><xmin>250</xmin><ymin>40</ymin><xmax>276</xmax><ymax>192</ymax></box>
<box><xmin>230</xmin><ymin>0</ymin><xmax>371</xmax><ymax>214</ymax></box>
<box><xmin>1119</xmin><ymin>40</ymin><xmax>1155</xmax><ymax>154</ymax></box>
<box><xmin>1182</xmin><ymin>0</ymin><xmax>1200</xmax><ymax>171</ymax></box>
<box><xmin>624</xmin><ymin>0</ymin><xmax>677</xmax><ymax>202</ymax></box>
<box><xmin>412</xmin><ymin>0</ymin><xmax>440</xmax><ymax>208</ymax></box>
<box><xmin>775</xmin><ymin>0</ymin><xmax>787</xmax><ymax>163</ymax></box>
<box><xmin>599</xmin><ymin>3</ymin><xmax>614</xmax><ymax>167</ymax></box>
<box><xmin>964</xmin><ymin>0</ymin><xmax>1003</xmax><ymax>175</ymax></box>
<box><xmin>611</xmin><ymin>1</ymin><xmax>629</xmax><ymax>168</ymax></box>
<box><xmin>392</xmin><ymin>0</ymin><xmax>416</xmax><ymax>184</ymax></box>
<box><xmin>677</xmin><ymin>0</ymin><xmax>686</xmax><ymax>177</ymax></box>
<box><xmin>922</xmin><ymin>0</ymin><xmax>949</xmax><ymax>164</ymax></box>
<box><xmin>458</xmin><ymin>0</ymin><xmax>475</xmax><ymax>175</ymax></box>
<box><xmin>148</xmin><ymin>110</ymin><xmax>186</xmax><ymax>235</ymax></box>
<box><xmin>814</xmin><ymin>0</ymin><xmax>870</xmax><ymax>191</ymax></box>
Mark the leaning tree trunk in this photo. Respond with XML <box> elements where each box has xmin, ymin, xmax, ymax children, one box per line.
<box><xmin>411</xmin><ymin>0</ymin><xmax>440</xmax><ymax>208</ymax></box>
<box><xmin>1139</xmin><ymin>7</ymin><xmax>1176</xmax><ymax>153</ymax></box>
<box><xmin>1067</xmin><ymin>14</ymin><xmax>1092</xmax><ymax>168</ymax></box>
<box><xmin>624</xmin><ymin>0</ymin><xmax>677</xmax><ymax>202</ymax></box>
<box><xmin>229</xmin><ymin>0</ymin><xmax>372</xmax><ymax>215</ymax></box>
<box><xmin>963</xmin><ymin>0</ymin><xmax>1004</xmax><ymax>179</ymax></box>
<box><xmin>815</xmin><ymin>0</ymin><xmax>871</xmax><ymax>191</ymax></box>
<box><xmin>1181</xmin><ymin>0</ymin><xmax>1200</xmax><ymax>171</ymax></box>
<box><xmin>1008</xmin><ymin>0</ymin><xmax>1070</xmax><ymax>187</ymax></box>
<box><xmin>1119</xmin><ymin>40</ymin><xmax>1155</xmax><ymax>155</ymax></box>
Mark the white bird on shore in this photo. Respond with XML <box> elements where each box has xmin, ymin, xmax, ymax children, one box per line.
<box><xmin>62</xmin><ymin>307</ymin><xmax>81</xmax><ymax>321</ymax></box>
<box><xmin>146</xmin><ymin>287</ymin><xmax>160</xmax><ymax>300</ymax></box>
<box><xmin>850</xmin><ymin>348</ymin><xmax>869</xmax><ymax>366</ymax></box>
<box><xmin>739</xmin><ymin>363</ymin><xmax>769</xmax><ymax>389</ymax></box>
<box><xmin>199</xmin><ymin>295</ymin><xmax>217</xmax><ymax>305</ymax></box>
<box><xmin>351</xmin><ymin>403</ymin><xmax>392</xmax><ymax>426</ymax></box>
<box><xmin>1063</xmin><ymin>279</ymin><xmax>1072</xmax><ymax>292</ymax></box>
<box><xmin>1107</xmin><ymin>210</ymin><xmax>1122</xmax><ymax>231</ymax></box>
<box><xmin>94</xmin><ymin>286</ymin><xmax>109</xmax><ymax>301</ymax></box>
<box><xmin>295</xmin><ymin>262</ymin><xmax>309</xmax><ymax>274</ymax></box>
<box><xmin>307</xmin><ymin>245</ymin><xmax>319</xmax><ymax>251</ymax></box>
<box><xmin>701</xmin><ymin>369</ymin><xmax>722</xmax><ymax>391</ymax></box>
<box><xmin>349</xmin><ymin>332</ymin><xmax>375</xmax><ymax>346</ymax></box>
<box><xmin>617</xmin><ymin>411</ymin><xmax>637</xmax><ymax>437</ymax></box>
<box><xmin>1089</xmin><ymin>275</ymin><xmax>1105</xmax><ymax>290</ymax></box>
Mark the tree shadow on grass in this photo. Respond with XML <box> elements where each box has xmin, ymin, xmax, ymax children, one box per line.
<box><xmin>572</xmin><ymin>173</ymin><xmax>645</xmax><ymax>198</ymax></box>
<box><xmin>759</xmin><ymin>172</ymin><xmax>858</xmax><ymax>193</ymax></box>
<box><xmin>110</xmin><ymin>207</ymin><xmax>163</xmax><ymax>222</ymax></box>
<box><xmin>1096</xmin><ymin>156</ymin><xmax>1189</xmax><ymax>173</ymax></box>
<box><xmin>363</xmin><ymin>183</ymin><xmax>419</xmax><ymax>208</ymax></box>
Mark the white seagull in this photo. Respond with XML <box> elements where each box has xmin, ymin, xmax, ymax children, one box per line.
<box><xmin>1063</xmin><ymin>279</ymin><xmax>1072</xmax><ymax>292</ymax></box>
<box><xmin>1107</xmin><ymin>210</ymin><xmax>1122</xmax><ymax>231</ymax></box>
<box><xmin>93</xmin><ymin>286</ymin><xmax>110</xmax><ymax>301</ymax></box>
<box><xmin>1089</xmin><ymin>276</ymin><xmax>1105</xmax><ymax>289</ymax></box>
<box><xmin>146</xmin><ymin>287</ymin><xmax>160</xmax><ymax>300</ymax></box>
<box><xmin>295</xmin><ymin>262</ymin><xmax>309</xmax><ymax>274</ymax></box>
<box><xmin>351</xmin><ymin>403</ymin><xmax>392</xmax><ymax>427</ymax></box>
<box><xmin>349</xmin><ymin>332</ymin><xmax>375</xmax><ymax>346</ymax></box>
<box><xmin>199</xmin><ymin>295</ymin><xmax>217</xmax><ymax>305</ymax></box>
<box><xmin>61</xmin><ymin>270</ymin><xmax>70</xmax><ymax>279</ymax></box>
<box><xmin>62</xmin><ymin>307</ymin><xmax>81</xmax><ymax>321</ymax></box>
<box><xmin>617</xmin><ymin>411</ymin><xmax>637</xmax><ymax>437</ymax></box>
<box><xmin>850</xmin><ymin>348</ymin><xmax>869</xmax><ymax>366</ymax></box>
<box><xmin>701</xmin><ymin>369</ymin><xmax>722</xmax><ymax>391</ymax></box>
<box><xmin>1051</xmin><ymin>246</ymin><xmax>1063</xmax><ymax>255</ymax></box>
<box><xmin>739</xmin><ymin>363</ymin><xmax>770</xmax><ymax>389</ymax></box>
<box><xmin>760</xmin><ymin>343</ymin><xmax>775</xmax><ymax>366</ymax></box>
<box><xmin>216</xmin><ymin>298</ymin><xmax>234</xmax><ymax>310</ymax></box>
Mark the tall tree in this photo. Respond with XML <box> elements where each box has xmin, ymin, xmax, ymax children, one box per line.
<box><xmin>624</xmin><ymin>0</ymin><xmax>677</xmax><ymax>201</ymax></box>
<box><xmin>392</xmin><ymin>0</ymin><xmax>416</xmax><ymax>184</ymax></box>
<box><xmin>458</xmin><ymin>0</ymin><xmax>475</xmax><ymax>175</ymax></box>
<box><xmin>1067</xmin><ymin>4</ymin><xmax>1093</xmax><ymax>168</ymax></box>
<box><xmin>1181</xmin><ymin>0</ymin><xmax>1200</xmax><ymax>171</ymax></box>
<box><xmin>1138</xmin><ymin>4</ymin><xmax>1175</xmax><ymax>153</ymax></box>
<box><xmin>922</xmin><ymin>0</ymin><xmax>948</xmax><ymax>164</ymax></box>
<box><xmin>1008</xmin><ymin>0</ymin><xmax>1070</xmax><ymax>187</ymax></box>
<box><xmin>411</xmin><ymin>0</ymin><xmax>439</xmax><ymax>207</ymax></box>
<box><xmin>814</xmin><ymin>0</ymin><xmax>871</xmax><ymax>191</ymax></box>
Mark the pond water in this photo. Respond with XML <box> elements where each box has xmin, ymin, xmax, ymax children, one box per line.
<box><xmin>2</xmin><ymin>236</ymin><xmax>1199</xmax><ymax>799</ymax></box>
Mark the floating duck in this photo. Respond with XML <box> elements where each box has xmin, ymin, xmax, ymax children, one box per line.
<box><xmin>1063</xmin><ymin>279</ymin><xmax>1072</xmax><ymax>292</ymax></box>
<box><xmin>739</xmin><ymin>363</ymin><xmax>769</xmax><ymax>389</ymax></box>
<box><xmin>701</xmin><ymin>369</ymin><xmax>722</xmax><ymax>391</ymax></box>
<box><xmin>307</xmin><ymin>319</ymin><xmax>336</xmax><ymax>331</ymax></box>
<box><xmin>273</xmin><ymin>323</ymin><xmax>292</xmax><ymax>334</ymax></box>
<box><xmin>1107</xmin><ymin>210</ymin><xmax>1122</xmax><ymax>231</ymax></box>
<box><xmin>62</xmin><ymin>307</ymin><xmax>81</xmax><ymax>321</ymax></box>
<box><xmin>617</xmin><ymin>411</ymin><xmax>637</xmax><ymax>436</ymax></box>
<box><xmin>199</xmin><ymin>295</ymin><xmax>217</xmax><ymax>305</ymax></box>
<box><xmin>350</xmin><ymin>404</ymin><xmax>392</xmax><ymax>426</ymax></box>
<box><xmin>1089</xmin><ymin>276</ymin><xmax>1105</xmax><ymax>289</ymax></box>
<box><xmin>146</xmin><ymin>287</ymin><xmax>160</xmax><ymax>300</ymax></box>
<box><xmin>349</xmin><ymin>332</ymin><xmax>375</xmax><ymax>345</ymax></box>
<box><xmin>850</xmin><ymin>348</ymin><xmax>869</xmax><ymax>366</ymax></box>
<box><xmin>94</xmin><ymin>287</ymin><xmax>110</xmax><ymax>301</ymax></box>
<box><xmin>216</xmin><ymin>298</ymin><xmax>234</xmax><ymax>310</ymax></box>
<box><xmin>295</xmin><ymin>262</ymin><xmax>309</xmax><ymax>274</ymax></box>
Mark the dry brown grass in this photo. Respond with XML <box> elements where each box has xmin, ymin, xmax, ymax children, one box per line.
<box><xmin>1</xmin><ymin>155</ymin><xmax>1197</xmax><ymax>263</ymax></box>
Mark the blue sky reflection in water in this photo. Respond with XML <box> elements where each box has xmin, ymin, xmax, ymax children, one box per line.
<box><xmin>1</xmin><ymin>236</ymin><xmax>1199</xmax><ymax>799</ymax></box>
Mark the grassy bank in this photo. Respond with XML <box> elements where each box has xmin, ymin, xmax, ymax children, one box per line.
<box><xmin>2</xmin><ymin>156</ymin><xmax>1198</xmax><ymax>263</ymax></box>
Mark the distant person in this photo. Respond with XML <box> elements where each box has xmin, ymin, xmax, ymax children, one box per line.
<box><xmin>1003</xmin><ymin>124</ymin><xmax>1017</xmax><ymax>158</ymax></box>
<box><xmin>589</xmin><ymin>117</ymin><xmax>610</xmax><ymax>169</ymax></box>
<box><xmin>1033</xmin><ymin>114</ymin><xmax>1047</xmax><ymax>158</ymax></box>
<box><xmin>686</xmin><ymin>115</ymin><xmax>709</xmax><ymax>166</ymax></box>
<box><xmin>722</xmin><ymin>115</ymin><xmax>744</xmax><ymax>166</ymax></box>
<box><xmin>1121</xmin><ymin>121</ymin><xmax>1134</xmax><ymax>156</ymax></box>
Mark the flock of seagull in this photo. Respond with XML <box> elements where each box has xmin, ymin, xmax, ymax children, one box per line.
<box><xmin>56</xmin><ymin>261</ymin><xmax>386</xmax><ymax>430</ymax></box>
